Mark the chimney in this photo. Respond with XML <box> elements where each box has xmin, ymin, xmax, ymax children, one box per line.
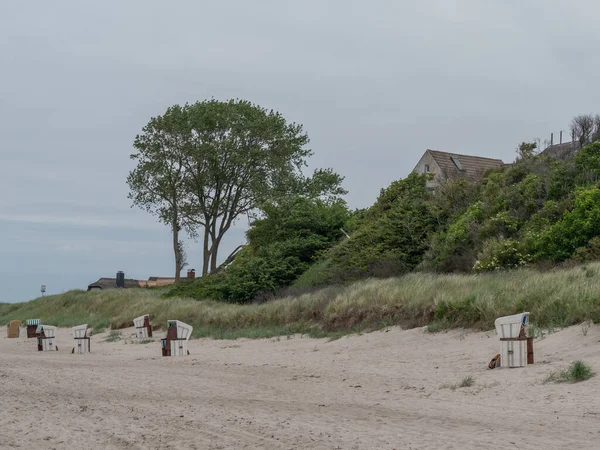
<box><xmin>550</xmin><ymin>133</ymin><xmax>553</xmax><ymax>146</ymax></box>
<box><xmin>187</xmin><ymin>269</ymin><xmax>196</xmax><ymax>280</ymax></box>
<box><xmin>116</xmin><ymin>271</ymin><xmax>125</xmax><ymax>288</ymax></box>
<box><xmin>560</xmin><ymin>131</ymin><xmax>563</xmax><ymax>144</ymax></box>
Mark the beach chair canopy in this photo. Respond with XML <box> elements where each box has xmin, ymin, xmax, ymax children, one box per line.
<box><xmin>39</xmin><ymin>325</ymin><xmax>57</xmax><ymax>338</ymax></box>
<box><xmin>26</xmin><ymin>319</ymin><xmax>40</xmax><ymax>326</ymax></box>
<box><xmin>72</xmin><ymin>324</ymin><xmax>88</xmax><ymax>338</ymax></box>
<box><xmin>167</xmin><ymin>320</ymin><xmax>193</xmax><ymax>340</ymax></box>
<box><xmin>494</xmin><ymin>312</ymin><xmax>530</xmax><ymax>339</ymax></box>
<box><xmin>133</xmin><ymin>314</ymin><xmax>149</xmax><ymax>328</ymax></box>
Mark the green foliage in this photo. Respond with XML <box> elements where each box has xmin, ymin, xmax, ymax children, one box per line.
<box><xmin>547</xmin><ymin>161</ymin><xmax>576</xmax><ymax>201</ymax></box>
<box><xmin>539</xmin><ymin>188</ymin><xmax>600</xmax><ymax>261</ymax></box>
<box><xmin>105</xmin><ymin>331</ymin><xmax>122</xmax><ymax>342</ymax></box>
<box><xmin>516</xmin><ymin>141</ymin><xmax>537</xmax><ymax>159</ymax></box>
<box><xmin>165</xmin><ymin>197</ymin><xmax>350</xmax><ymax>302</ymax></box>
<box><xmin>424</xmin><ymin>202</ymin><xmax>484</xmax><ymax>272</ymax></box>
<box><xmin>166</xmin><ymin>272</ymin><xmax>229</xmax><ymax>301</ymax></box>
<box><xmin>327</xmin><ymin>173</ymin><xmax>441</xmax><ymax>279</ymax></box>
<box><xmin>127</xmin><ymin>105</ymin><xmax>600</xmax><ymax>304</ymax></box>
<box><xmin>574</xmin><ymin>141</ymin><xmax>600</xmax><ymax>184</ymax></box>
<box><xmin>420</xmin><ymin>142</ymin><xmax>600</xmax><ymax>272</ymax></box>
<box><xmin>573</xmin><ymin>237</ymin><xmax>600</xmax><ymax>262</ymax></box>
<box><xmin>546</xmin><ymin>360</ymin><xmax>594</xmax><ymax>383</ymax></box>
<box><xmin>473</xmin><ymin>238</ymin><xmax>533</xmax><ymax>272</ymax></box>
<box><xmin>129</xmin><ymin>98</ymin><xmax>345</xmax><ymax>277</ymax></box>
<box><xmin>292</xmin><ymin>259</ymin><xmax>333</xmax><ymax>289</ymax></box>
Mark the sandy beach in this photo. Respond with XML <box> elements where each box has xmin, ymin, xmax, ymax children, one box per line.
<box><xmin>1</xmin><ymin>324</ymin><xmax>599</xmax><ymax>449</ymax></box>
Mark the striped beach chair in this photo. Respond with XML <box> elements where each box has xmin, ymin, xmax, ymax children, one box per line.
<box><xmin>26</xmin><ymin>319</ymin><xmax>40</xmax><ymax>338</ymax></box>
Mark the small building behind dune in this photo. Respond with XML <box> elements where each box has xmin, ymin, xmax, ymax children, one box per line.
<box><xmin>87</xmin><ymin>271</ymin><xmax>178</xmax><ymax>291</ymax></box>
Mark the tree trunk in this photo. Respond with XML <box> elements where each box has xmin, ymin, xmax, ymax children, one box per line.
<box><xmin>202</xmin><ymin>226</ymin><xmax>211</xmax><ymax>276</ymax></box>
<box><xmin>172</xmin><ymin>213</ymin><xmax>181</xmax><ymax>281</ymax></box>
<box><xmin>209</xmin><ymin>233</ymin><xmax>225</xmax><ymax>273</ymax></box>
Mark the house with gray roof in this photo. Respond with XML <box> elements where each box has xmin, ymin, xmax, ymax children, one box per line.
<box><xmin>540</xmin><ymin>140</ymin><xmax>581</xmax><ymax>160</ymax></box>
<box><xmin>412</xmin><ymin>149</ymin><xmax>504</xmax><ymax>188</ymax></box>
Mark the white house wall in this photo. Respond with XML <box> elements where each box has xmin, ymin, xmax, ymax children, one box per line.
<box><xmin>412</xmin><ymin>151</ymin><xmax>444</xmax><ymax>188</ymax></box>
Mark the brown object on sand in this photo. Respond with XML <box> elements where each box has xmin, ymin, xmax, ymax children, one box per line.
<box><xmin>527</xmin><ymin>337</ymin><xmax>534</xmax><ymax>365</ymax></box>
<box><xmin>161</xmin><ymin>325</ymin><xmax>177</xmax><ymax>356</ymax></box>
<box><xmin>7</xmin><ymin>321</ymin><xmax>21</xmax><ymax>338</ymax></box>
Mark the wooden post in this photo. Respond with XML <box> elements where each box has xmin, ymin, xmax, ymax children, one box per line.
<box><xmin>527</xmin><ymin>337</ymin><xmax>534</xmax><ymax>365</ymax></box>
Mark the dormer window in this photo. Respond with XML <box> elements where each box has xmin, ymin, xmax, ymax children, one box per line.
<box><xmin>451</xmin><ymin>156</ymin><xmax>463</xmax><ymax>170</ymax></box>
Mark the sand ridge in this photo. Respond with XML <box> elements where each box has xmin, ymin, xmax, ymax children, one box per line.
<box><xmin>1</xmin><ymin>325</ymin><xmax>599</xmax><ymax>449</ymax></box>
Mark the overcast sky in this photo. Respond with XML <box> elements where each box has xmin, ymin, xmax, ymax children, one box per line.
<box><xmin>2</xmin><ymin>0</ymin><xmax>600</xmax><ymax>303</ymax></box>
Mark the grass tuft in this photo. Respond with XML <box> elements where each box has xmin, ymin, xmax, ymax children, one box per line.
<box><xmin>105</xmin><ymin>331</ymin><xmax>122</xmax><ymax>342</ymax></box>
<box><xmin>546</xmin><ymin>360</ymin><xmax>594</xmax><ymax>383</ymax></box>
<box><xmin>441</xmin><ymin>375</ymin><xmax>474</xmax><ymax>391</ymax></box>
<box><xmin>459</xmin><ymin>375</ymin><xmax>474</xmax><ymax>388</ymax></box>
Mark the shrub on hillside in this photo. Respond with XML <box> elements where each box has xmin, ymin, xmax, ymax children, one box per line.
<box><xmin>473</xmin><ymin>238</ymin><xmax>533</xmax><ymax>272</ymax></box>
<box><xmin>574</xmin><ymin>141</ymin><xmax>600</xmax><ymax>185</ymax></box>
<box><xmin>538</xmin><ymin>188</ymin><xmax>600</xmax><ymax>261</ymax></box>
<box><xmin>422</xmin><ymin>202</ymin><xmax>484</xmax><ymax>272</ymax></box>
<box><xmin>327</xmin><ymin>173</ymin><xmax>441</xmax><ymax>279</ymax></box>
<box><xmin>573</xmin><ymin>237</ymin><xmax>600</xmax><ymax>262</ymax></box>
<box><xmin>165</xmin><ymin>273</ymin><xmax>228</xmax><ymax>301</ymax></box>
<box><xmin>165</xmin><ymin>196</ymin><xmax>351</xmax><ymax>302</ymax></box>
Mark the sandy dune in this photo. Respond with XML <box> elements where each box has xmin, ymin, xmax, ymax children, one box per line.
<box><xmin>1</xmin><ymin>324</ymin><xmax>599</xmax><ymax>449</ymax></box>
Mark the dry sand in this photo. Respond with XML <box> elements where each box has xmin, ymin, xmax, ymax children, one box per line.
<box><xmin>1</xmin><ymin>324</ymin><xmax>600</xmax><ymax>449</ymax></box>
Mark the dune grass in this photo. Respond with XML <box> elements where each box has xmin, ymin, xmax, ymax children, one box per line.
<box><xmin>441</xmin><ymin>375</ymin><xmax>474</xmax><ymax>390</ymax></box>
<box><xmin>546</xmin><ymin>360</ymin><xmax>595</xmax><ymax>383</ymax></box>
<box><xmin>2</xmin><ymin>263</ymin><xmax>600</xmax><ymax>340</ymax></box>
<box><xmin>105</xmin><ymin>331</ymin><xmax>122</xmax><ymax>342</ymax></box>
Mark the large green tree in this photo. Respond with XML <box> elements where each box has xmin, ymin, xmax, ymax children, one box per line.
<box><xmin>128</xmin><ymin>99</ymin><xmax>344</xmax><ymax>277</ymax></box>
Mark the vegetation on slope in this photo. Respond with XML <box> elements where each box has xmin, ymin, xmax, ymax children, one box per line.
<box><xmin>165</xmin><ymin>196</ymin><xmax>353</xmax><ymax>302</ymax></box>
<box><xmin>174</xmin><ymin>139</ymin><xmax>600</xmax><ymax>304</ymax></box>
<box><xmin>4</xmin><ymin>262</ymin><xmax>600</xmax><ymax>339</ymax></box>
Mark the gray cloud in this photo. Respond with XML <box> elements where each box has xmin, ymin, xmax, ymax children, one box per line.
<box><xmin>2</xmin><ymin>0</ymin><xmax>600</xmax><ymax>302</ymax></box>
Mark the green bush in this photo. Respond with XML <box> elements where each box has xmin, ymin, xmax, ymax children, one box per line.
<box><xmin>165</xmin><ymin>196</ymin><xmax>350</xmax><ymax>302</ymax></box>
<box><xmin>423</xmin><ymin>202</ymin><xmax>484</xmax><ymax>272</ymax></box>
<box><xmin>327</xmin><ymin>173</ymin><xmax>441</xmax><ymax>279</ymax></box>
<box><xmin>165</xmin><ymin>273</ymin><xmax>228</xmax><ymax>301</ymax></box>
<box><xmin>574</xmin><ymin>237</ymin><xmax>600</xmax><ymax>262</ymax></box>
<box><xmin>538</xmin><ymin>188</ymin><xmax>600</xmax><ymax>261</ymax></box>
<box><xmin>474</xmin><ymin>238</ymin><xmax>533</xmax><ymax>272</ymax></box>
